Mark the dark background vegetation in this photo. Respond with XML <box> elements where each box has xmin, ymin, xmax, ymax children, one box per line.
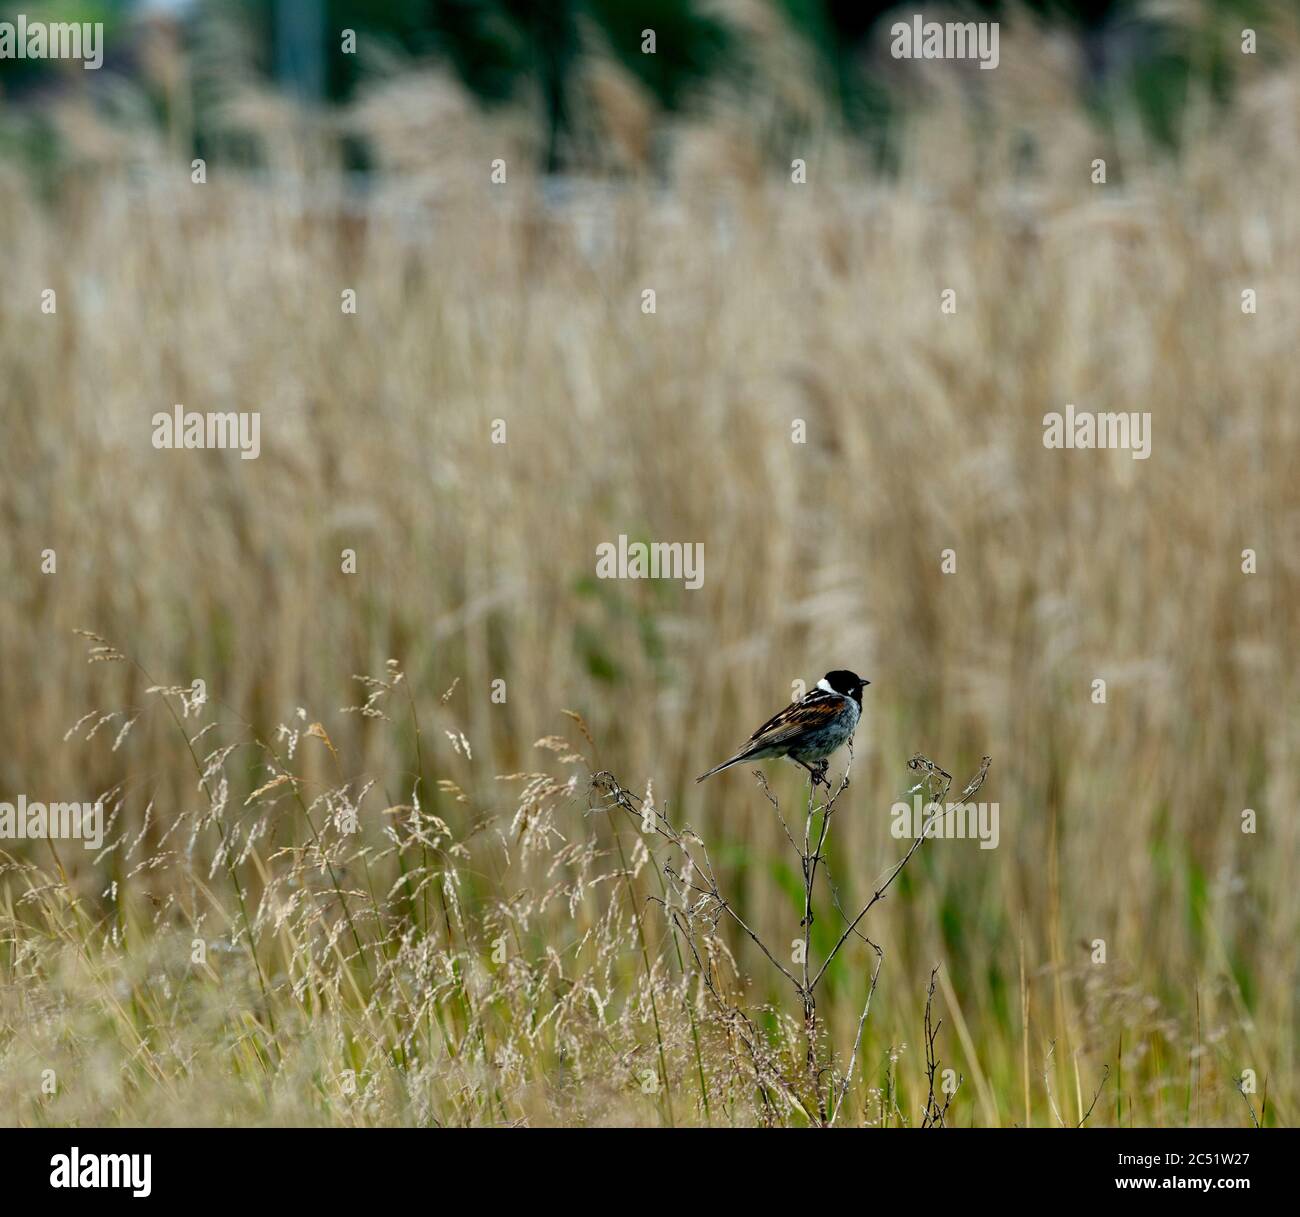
<box><xmin>0</xmin><ymin>0</ymin><xmax>1275</xmax><ymax>168</ymax></box>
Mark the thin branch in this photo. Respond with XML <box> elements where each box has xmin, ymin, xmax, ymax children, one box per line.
<box><xmin>828</xmin><ymin>932</ymin><xmax>884</xmax><ymax>1126</ymax></box>
<box><xmin>810</xmin><ymin>755</ymin><xmax>990</xmax><ymax>993</ymax></box>
<box><xmin>1078</xmin><ymin>1065</ymin><xmax>1109</xmax><ymax>1127</ymax></box>
<box><xmin>591</xmin><ymin>771</ymin><xmax>801</xmax><ymax>990</ymax></box>
<box><xmin>921</xmin><ymin>965</ymin><xmax>960</xmax><ymax>1127</ymax></box>
<box><xmin>1236</xmin><ymin>1075</ymin><xmax>1263</xmax><ymax>1129</ymax></box>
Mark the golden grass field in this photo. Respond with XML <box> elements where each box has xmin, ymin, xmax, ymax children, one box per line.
<box><xmin>1</xmin><ymin>9</ymin><xmax>1297</xmax><ymax>1126</ymax></box>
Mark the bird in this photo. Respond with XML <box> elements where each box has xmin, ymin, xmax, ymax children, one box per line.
<box><xmin>695</xmin><ymin>670</ymin><xmax>870</xmax><ymax>785</ymax></box>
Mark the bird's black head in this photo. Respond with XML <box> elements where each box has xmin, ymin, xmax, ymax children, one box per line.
<box><xmin>821</xmin><ymin>670</ymin><xmax>870</xmax><ymax>704</ymax></box>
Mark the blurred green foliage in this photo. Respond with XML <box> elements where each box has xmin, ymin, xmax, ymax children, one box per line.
<box><xmin>0</xmin><ymin>0</ymin><xmax>125</xmax><ymax>87</ymax></box>
<box><xmin>0</xmin><ymin>0</ymin><xmax>1281</xmax><ymax>167</ymax></box>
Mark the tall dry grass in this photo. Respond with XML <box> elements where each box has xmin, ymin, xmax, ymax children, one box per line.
<box><xmin>1</xmin><ymin>9</ymin><xmax>1298</xmax><ymax>1125</ymax></box>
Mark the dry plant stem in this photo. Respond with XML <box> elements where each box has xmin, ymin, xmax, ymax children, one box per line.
<box><xmin>810</xmin><ymin>754</ymin><xmax>991</xmax><ymax>993</ymax></box>
<box><xmin>644</xmin><ymin>849</ymin><xmax>712</xmax><ymax>1123</ymax></box>
<box><xmin>670</xmin><ymin>909</ymin><xmax>784</xmax><ymax>1121</ymax></box>
<box><xmin>588</xmin><ymin>724</ymin><xmax>709</xmax><ymax>1121</ymax></box>
<box><xmin>592</xmin><ymin>775</ymin><xmax>799</xmax><ymax>991</ymax></box>
<box><xmin>1078</xmin><ymin>1065</ymin><xmax>1109</xmax><ymax>1127</ymax></box>
<box><xmin>1236</xmin><ymin>1077</ymin><xmax>1263</xmax><ymax>1129</ymax></box>
<box><xmin>403</xmin><ymin>679</ymin><xmax>432</xmax><ymax>939</ymax></box>
<box><xmin>130</xmin><ymin>656</ymin><xmax>278</xmax><ymax>1043</ymax></box>
<box><xmin>611</xmin><ymin>827</ymin><xmax>676</xmax><ymax>1126</ymax></box>
<box><xmin>258</xmin><ymin>730</ymin><xmax>374</xmax><ymax>988</ymax></box>
<box><xmin>826</xmin><ymin>757</ymin><xmax>990</xmax><ymax>1125</ymax></box>
<box><xmin>797</xmin><ymin>750</ymin><xmax>853</xmax><ymax>1120</ymax></box>
<box><xmin>921</xmin><ymin>965</ymin><xmax>960</xmax><ymax>1127</ymax></box>
<box><xmin>594</xmin><ymin>751</ymin><xmax>992</xmax><ymax>1127</ymax></box>
<box><xmin>827</xmin><ymin>933</ymin><xmax>883</xmax><ymax>1126</ymax></box>
<box><xmin>1043</xmin><ymin>1041</ymin><xmax>1067</xmax><ymax>1127</ymax></box>
<box><xmin>591</xmin><ymin>775</ymin><xmax>797</xmax><ymax>1116</ymax></box>
<box><xmin>595</xmin><ymin>783</ymin><xmax>713</xmax><ymax>1120</ymax></box>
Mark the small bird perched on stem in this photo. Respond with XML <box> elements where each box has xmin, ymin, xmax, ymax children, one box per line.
<box><xmin>695</xmin><ymin>670</ymin><xmax>869</xmax><ymax>786</ymax></box>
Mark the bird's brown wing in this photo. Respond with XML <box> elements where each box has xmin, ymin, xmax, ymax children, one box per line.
<box><xmin>739</xmin><ymin>693</ymin><xmax>843</xmax><ymax>754</ymax></box>
<box><xmin>696</xmin><ymin>691</ymin><xmax>845</xmax><ymax>782</ymax></box>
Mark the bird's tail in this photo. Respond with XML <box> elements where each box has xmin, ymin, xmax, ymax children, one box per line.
<box><xmin>695</xmin><ymin>754</ymin><xmax>749</xmax><ymax>783</ymax></box>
